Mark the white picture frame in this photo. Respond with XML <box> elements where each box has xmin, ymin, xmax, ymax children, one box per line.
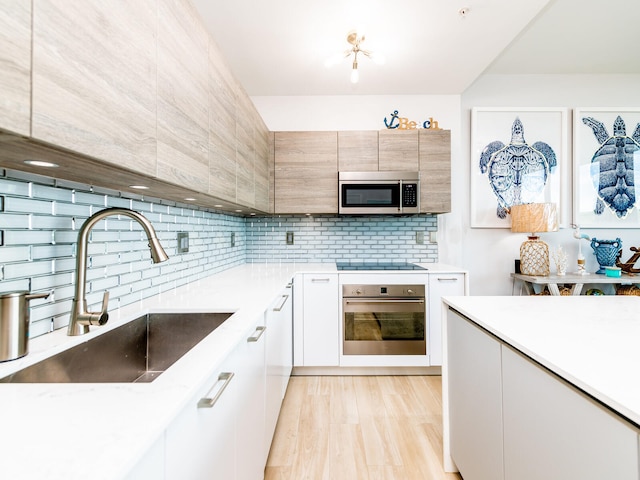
<box><xmin>573</xmin><ymin>107</ymin><xmax>640</xmax><ymax>228</ymax></box>
<box><xmin>470</xmin><ymin>107</ymin><xmax>569</xmax><ymax>228</ymax></box>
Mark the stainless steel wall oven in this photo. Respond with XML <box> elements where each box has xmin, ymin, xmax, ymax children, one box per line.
<box><xmin>342</xmin><ymin>284</ymin><xmax>426</xmax><ymax>355</ymax></box>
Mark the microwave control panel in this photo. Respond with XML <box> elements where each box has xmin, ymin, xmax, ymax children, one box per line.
<box><xmin>402</xmin><ymin>183</ymin><xmax>418</xmax><ymax>207</ymax></box>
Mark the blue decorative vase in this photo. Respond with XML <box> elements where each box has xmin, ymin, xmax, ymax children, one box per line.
<box><xmin>590</xmin><ymin>237</ymin><xmax>622</xmax><ymax>274</ymax></box>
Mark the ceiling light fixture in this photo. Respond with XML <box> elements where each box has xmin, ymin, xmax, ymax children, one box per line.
<box><xmin>325</xmin><ymin>30</ymin><xmax>384</xmax><ymax>84</ymax></box>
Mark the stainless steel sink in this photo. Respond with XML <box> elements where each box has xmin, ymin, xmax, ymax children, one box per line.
<box><xmin>0</xmin><ymin>312</ymin><xmax>233</xmax><ymax>383</ymax></box>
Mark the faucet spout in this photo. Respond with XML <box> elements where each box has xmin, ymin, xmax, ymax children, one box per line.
<box><xmin>68</xmin><ymin>208</ymin><xmax>169</xmax><ymax>336</ymax></box>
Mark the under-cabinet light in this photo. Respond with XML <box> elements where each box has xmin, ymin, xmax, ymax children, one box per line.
<box><xmin>23</xmin><ymin>159</ymin><xmax>59</xmax><ymax>168</ymax></box>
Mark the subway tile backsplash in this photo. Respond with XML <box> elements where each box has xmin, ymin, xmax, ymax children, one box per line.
<box><xmin>246</xmin><ymin>215</ymin><xmax>438</xmax><ymax>263</ymax></box>
<box><xmin>0</xmin><ymin>170</ymin><xmax>438</xmax><ymax>339</ymax></box>
<box><xmin>0</xmin><ymin>171</ymin><xmax>246</xmax><ymax>338</ymax></box>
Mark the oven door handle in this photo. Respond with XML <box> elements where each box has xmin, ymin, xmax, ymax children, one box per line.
<box><xmin>344</xmin><ymin>298</ymin><xmax>424</xmax><ymax>304</ymax></box>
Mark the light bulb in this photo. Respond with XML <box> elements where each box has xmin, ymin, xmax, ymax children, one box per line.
<box><xmin>350</xmin><ymin>67</ymin><xmax>359</xmax><ymax>84</ymax></box>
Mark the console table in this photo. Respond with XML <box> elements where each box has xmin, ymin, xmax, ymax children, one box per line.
<box><xmin>511</xmin><ymin>272</ymin><xmax>640</xmax><ymax>296</ymax></box>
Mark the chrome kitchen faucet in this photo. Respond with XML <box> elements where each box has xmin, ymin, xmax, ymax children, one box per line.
<box><xmin>68</xmin><ymin>208</ymin><xmax>169</xmax><ymax>336</ymax></box>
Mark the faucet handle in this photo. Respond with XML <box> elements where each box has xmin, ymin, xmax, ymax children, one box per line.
<box><xmin>96</xmin><ymin>290</ymin><xmax>109</xmax><ymax>326</ymax></box>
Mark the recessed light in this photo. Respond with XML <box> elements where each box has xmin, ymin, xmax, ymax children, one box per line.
<box><xmin>214</xmin><ymin>204</ymin><xmax>223</xmax><ymax>208</ymax></box>
<box><xmin>129</xmin><ymin>185</ymin><xmax>149</xmax><ymax>190</ymax></box>
<box><xmin>23</xmin><ymin>159</ymin><xmax>59</xmax><ymax>168</ymax></box>
<box><xmin>235</xmin><ymin>209</ymin><xmax>243</xmax><ymax>213</ymax></box>
<box><xmin>184</xmin><ymin>197</ymin><xmax>196</xmax><ymax>201</ymax></box>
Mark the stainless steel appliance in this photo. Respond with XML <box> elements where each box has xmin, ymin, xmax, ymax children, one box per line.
<box><xmin>339</xmin><ymin>171</ymin><xmax>420</xmax><ymax>215</ymax></box>
<box><xmin>342</xmin><ymin>284</ymin><xmax>426</xmax><ymax>355</ymax></box>
<box><xmin>0</xmin><ymin>291</ymin><xmax>50</xmax><ymax>362</ymax></box>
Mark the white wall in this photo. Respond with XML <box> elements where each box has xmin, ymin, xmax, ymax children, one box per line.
<box><xmin>462</xmin><ymin>74</ymin><xmax>640</xmax><ymax>294</ymax></box>
<box><xmin>252</xmin><ymin>77</ymin><xmax>640</xmax><ymax>294</ymax></box>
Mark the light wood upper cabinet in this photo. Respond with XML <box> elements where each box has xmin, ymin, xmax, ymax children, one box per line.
<box><xmin>378</xmin><ymin>130</ymin><xmax>419</xmax><ymax>171</ymax></box>
<box><xmin>208</xmin><ymin>40</ymin><xmax>238</xmax><ymax>204</ymax></box>
<box><xmin>236</xmin><ymin>93</ymin><xmax>256</xmax><ymax>208</ymax></box>
<box><xmin>338</xmin><ymin>131</ymin><xmax>378</xmax><ymax>172</ymax></box>
<box><xmin>156</xmin><ymin>0</ymin><xmax>209</xmax><ymax>192</ymax></box>
<box><xmin>419</xmin><ymin>129</ymin><xmax>451</xmax><ymax>213</ymax></box>
<box><xmin>31</xmin><ymin>0</ymin><xmax>157</xmax><ymax>176</ymax></box>
<box><xmin>274</xmin><ymin>131</ymin><xmax>338</xmax><ymax>214</ymax></box>
<box><xmin>254</xmin><ymin>115</ymin><xmax>271</xmax><ymax>213</ymax></box>
<box><xmin>0</xmin><ymin>2</ymin><xmax>31</xmax><ymax>136</ymax></box>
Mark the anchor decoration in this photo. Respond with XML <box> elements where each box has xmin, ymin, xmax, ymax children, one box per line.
<box><xmin>383</xmin><ymin>110</ymin><xmax>441</xmax><ymax>130</ymax></box>
<box><xmin>616</xmin><ymin>246</ymin><xmax>640</xmax><ymax>274</ymax></box>
<box><xmin>384</xmin><ymin>110</ymin><xmax>400</xmax><ymax>129</ymax></box>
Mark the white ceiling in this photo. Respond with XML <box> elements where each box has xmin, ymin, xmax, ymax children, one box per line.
<box><xmin>192</xmin><ymin>0</ymin><xmax>640</xmax><ymax>97</ymax></box>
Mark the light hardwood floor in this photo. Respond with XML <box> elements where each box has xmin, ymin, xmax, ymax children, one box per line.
<box><xmin>265</xmin><ymin>375</ymin><xmax>462</xmax><ymax>480</ymax></box>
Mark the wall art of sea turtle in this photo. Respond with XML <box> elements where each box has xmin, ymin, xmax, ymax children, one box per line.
<box><xmin>479</xmin><ymin>117</ymin><xmax>557</xmax><ymax>219</ymax></box>
<box><xmin>582</xmin><ymin>115</ymin><xmax>640</xmax><ymax>218</ymax></box>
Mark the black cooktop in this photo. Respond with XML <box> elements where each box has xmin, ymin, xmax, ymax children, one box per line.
<box><xmin>336</xmin><ymin>262</ymin><xmax>427</xmax><ymax>271</ymax></box>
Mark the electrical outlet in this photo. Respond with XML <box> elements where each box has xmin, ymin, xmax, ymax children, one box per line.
<box><xmin>286</xmin><ymin>232</ymin><xmax>294</xmax><ymax>245</ymax></box>
<box><xmin>415</xmin><ymin>231</ymin><xmax>424</xmax><ymax>245</ymax></box>
<box><xmin>429</xmin><ymin>231</ymin><xmax>437</xmax><ymax>243</ymax></box>
<box><xmin>230</xmin><ymin>232</ymin><xmax>235</xmax><ymax>247</ymax></box>
<box><xmin>177</xmin><ymin>232</ymin><xmax>189</xmax><ymax>253</ymax></box>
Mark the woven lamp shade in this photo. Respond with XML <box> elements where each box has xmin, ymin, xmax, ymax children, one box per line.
<box><xmin>510</xmin><ymin>203</ymin><xmax>558</xmax><ymax>276</ymax></box>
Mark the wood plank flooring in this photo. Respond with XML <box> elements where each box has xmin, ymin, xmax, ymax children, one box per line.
<box><xmin>265</xmin><ymin>375</ymin><xmax>462</xmax><ymax>480</ymax></box>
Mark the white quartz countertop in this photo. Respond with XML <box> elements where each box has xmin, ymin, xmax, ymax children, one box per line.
<box><xmin>443</xmin><ymin>295</ymin><xmax>640</xmax><ymax>427</ymax></box>
<box><xmin>0</xmin><ymin>261</ymin><xmax>463</xmax><ymax>479</ymax></box>
<box><xmin>0</xmin><ymin>262</ymin><xmax>333</xmax><ymax>480</ymax></box>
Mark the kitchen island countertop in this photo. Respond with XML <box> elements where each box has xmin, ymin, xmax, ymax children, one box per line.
<box><xmin>442</xmin><ymin>295</ymin><xmax>640</xmax><ymax>426</ymax></box>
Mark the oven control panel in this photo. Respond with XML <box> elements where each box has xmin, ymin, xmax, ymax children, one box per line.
<box><xmin>342</xmin><ymin>284</ymin><xmax>425</xmax><ymax>298</ymax></box>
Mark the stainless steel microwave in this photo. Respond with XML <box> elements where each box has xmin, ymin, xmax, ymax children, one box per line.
<box><xmin>338</xmin><ymin>171</ymin><xmax>420</xmax><ymax>215</ymax></box>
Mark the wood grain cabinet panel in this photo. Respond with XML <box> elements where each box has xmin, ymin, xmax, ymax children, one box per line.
<box><xmin>419</xmin><ymin>129</ymin><xmax>451</xmax><ymax>213</ymax></box>
<box><xmin>156</xmin><ymin>0</ymin><xmax>209</xmax><ymax>192</ymax></box>
<box><xmin>274</xmin><ymin>131</ymin><xmax>338</xmax><ymax>214</ymax></box>
<box><xmin>208</xmin><ymin>41</ymin><xmax>238</xmax><ymax>204</ymax></box>
<box><xmin>31</xmin><ymin>0</ymin><xmax>157</xmax><ymax>176</ymax></box>
<box><xmin>0</xmin><ymin>2</ymin><xmax>31</xmax><ymax>136</ymax></box>
<box><xmin>254</xmin><ymin>115</ymin><xmax>271</xmax><ymax>213</ymax></box>
<box><xmin>236</xmin><ymin>93</ymin><xmax>256</xmax><ymax>208</ymax></box>
<box><xmin>338</xmin><ymin>131</ymin><xmax>378</xmax><ymax>172</ymax></box>
<box><xmin>378</xmin><ymin>130</ymin><xmax>419</xmax><ymax>171</ymax></box>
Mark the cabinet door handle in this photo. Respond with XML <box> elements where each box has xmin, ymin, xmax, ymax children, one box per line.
<box><xmin>272</xmin><ymin>294</ymin><xmax>290</xmax><ymax>312</ymax></box>
<box><xmin>437</xmin><ymin>277</ymin><xmax>459</xmax><ymax>282</ymax></box>
<box><xmin>247</xmin><ymin>325</ymin><xmax>266</xmax><ymax>342</ymax></box>
<box><xmin>197</xmin><ymin>372</ymin><xmax>234</xmax><ymax>409</ymax></box>
<box><xmin>311</xmin><ymin>278</ymin><xmax>331</xmax><ymax>283</ymax></box>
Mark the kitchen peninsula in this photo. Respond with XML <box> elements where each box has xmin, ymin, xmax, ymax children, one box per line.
<box><xmin>442</xmin><ymin>295</ymin><xmax>640</xmax><ymax>480</ymax></box>
<box><xmin>0</xmin><ymin>261</ymin><xmax>465</xmax><ymax>479</ymax></box>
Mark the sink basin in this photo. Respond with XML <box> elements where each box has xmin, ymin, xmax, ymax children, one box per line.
<box><xmin>0</xmin><ymin>312</ymin><xmax>233</xmax><ymax>383</ymax></box>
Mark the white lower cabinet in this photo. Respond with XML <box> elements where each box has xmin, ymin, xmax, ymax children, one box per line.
<box><xmin>236</xmin><ymin>320</ymin><xmax>267</xmax><ymax>480</ymax></box>
<box><xmin>294</xmin><ymin>273</ymin><xmax>339</xmax><ymax>366</ymax></box>
<box><xmin>165</xmin><ymin>346</ymin><xmax>239</xmax><ymax>480</ymax></box>
<box><xmin>502</xmin><ymin>345</ymin><xmax>639</xmax><ymax>480</ymax></box>
<box><xmin>265</xmin><ymin>282</ymin><xmax>293</xmax><ymax>459</ymax></box>
<box><xmin>447</xmin><ymin>309</ymin><xmax>640</xmax><ymax>480</ymax></box>
<box><xmin>428</xmin><ymin>273</ymin><xmax>465</xmax><ymax>365</ymax></box>
<box><xmin>164</xmin><ymin>317</ymin><xmax>267</xmax><ymax>480</ymax></box>
<box><xmin>447</xmin><ymin>309</ymin><xmax>504</xmax><ymax>480</ymax></box>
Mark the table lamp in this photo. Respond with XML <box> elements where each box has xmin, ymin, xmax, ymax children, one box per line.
<box><xmin>510</xmin><ymin>203</ymin><xmax>558</xmax><ymax>276</ymax></box>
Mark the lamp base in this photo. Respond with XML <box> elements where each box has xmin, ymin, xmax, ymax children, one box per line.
<box><xmin>520</xmin><ymin>236</ymin><xmax>550</xmax><ymax>276</ymax></box>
